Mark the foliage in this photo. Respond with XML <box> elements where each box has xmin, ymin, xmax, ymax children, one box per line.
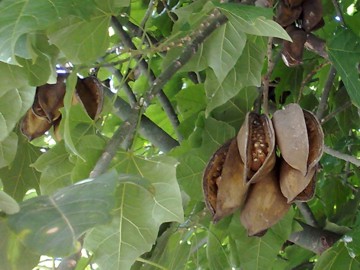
<box><xmin>0</xmin><ymin>0</ymin><xmax>360</xmax><ymax>269</ymax></box>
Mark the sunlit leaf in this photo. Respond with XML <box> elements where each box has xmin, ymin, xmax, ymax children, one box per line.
<box><xmin>85</xmin><ymin>154</ymin><xmax>183</xmax><ymax>270</ymax></box>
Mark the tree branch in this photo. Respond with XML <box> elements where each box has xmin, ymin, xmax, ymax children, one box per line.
<box><xmin>143</xmin><ymin>9</ymin><xmax>228</xmax><ymax>105</ymax></box>
<box><xmin>262</xmin><ymin>37</ymin><xmax>274</xmax><ymax>115</ymax></box>
<box><xmin>320</xmin><ymin>101</ymin><xmax>352</xmax><ymax>124</ymax></box>
<box><xmin>332</xmin><ymin>0</ymin><xmax>346</xmax><ymax>26</ymax></box>
<box><xmin>111</xmin><ymin>16</ymin><xmax>183</xmax><ymax>142</ymax></box>
<box><xmin>316</xmin><ymin>66</ymin><xmax>337</xmax><ymax>119</ymax></box>
<box><xmin>295</xmin><ymin>202</ymin><xmax>319</xmax><ymax>228</ymax></box>
<box><xmin>323</xmin><ymin>145</ymin><xmax>360</xmax><ymax>167</ymax></box>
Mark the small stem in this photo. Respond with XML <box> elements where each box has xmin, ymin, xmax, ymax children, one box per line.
<box><xmin>331</xmin><ymin>0</ymin><xmax>346</xmax><ymax>26</ymax></box>
<box><xmin>262</xmin><ymin>37</ymin><xmax>274</xmax><ymax>115</ymax></box>
<box><xmin>295</xmin><ymin>202</ymin><xmax>319</xmax><ymax>228</ymax></box>
<box><xmin>316</xmin><ymin>66</ymin><xmax>337</xmax><ymax>119</ymax></box>
<box><xmin>321</xmin><ymin>101</ymin><xmax>352</xmax><ymax>124</ymax></box>
<box><xmin>323</xmin><ymin>145</ymin><xmax>360</xmax><ymax>167</ymax></box>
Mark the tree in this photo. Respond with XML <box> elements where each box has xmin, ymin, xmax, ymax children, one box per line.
<box><xmin>0</xmin><ymin>0</ymin><xmax>360</xmax><ymax>269</ymax></box>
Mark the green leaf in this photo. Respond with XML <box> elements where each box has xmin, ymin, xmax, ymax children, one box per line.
<box><xmin>0</xmin><ymin>190</ymin><xmax>20</xmax><ymax>214</ymax></box>
<box><xmin>205</xmin><ymin>37</ymin><xmax>266</xmax><ymax>115</ymax></box>
<box><xmin>176</xmin><ymin>116</ymin><xmax>235</xmax><ymax>200</ymax></box>
<box><xmin>0</xmin><ymin>86</ymin><xmax>35</xmax><ymax>142</ymax></box>
<box><xmin>8</xmin><ymin>171</ymin><xmax>141</xmax><ymax>257</ymax></box>
<box><xmin>85</xmin><ymin>154</ymin><xmax>183</xmax><ymax>270</ymax></box>
<box><xmin>0</xmin><ymin>132</ymin><xmax>17</xmax><ymax>169</ymax></box>
<box><xmin>216</xmin><ymin>3</ymin><xmax>291</xmax><ymax>40</ymax></box>
<box><xmin>0</xmin><ymin>63</ymin><xmax>29</xmax><ymax>92</ymax></box>
<box><xmin>314</xmin><ymin>241</ymin><xmax>360</xmax><ymax>270</ymax></box>
<box><xmin>328</xmin><ymin>29</ymin><xmax>360</xmax><ymax>108</ymax></box>
<box><xmin>204</xmin><ymin>21</ymin><xmax>247</xmax><ymax>82</ymax></box>
<box><xmin>0</xmin><ymin>218</ymin><xmax>39</xmax><ymax>270</ymax></box>
<box><xmin>48</xmin><ymin>15</ymin><xmax>110</xmax><ymax>64</ymax></box>
<box><xmin>0</xmin><ymin>132</ymin><xmax>41</xmax><ymax>201</ymax></box>
<box><xmin>176</xmin><ymin>84</ymin><xmax>206</xmax><ymax>119</ymax></box>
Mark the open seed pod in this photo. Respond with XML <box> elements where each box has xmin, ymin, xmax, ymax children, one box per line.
<box><xmin>240</xmin><ymin>169</ymin><xmax>290</xmax><ymax>236</ymax></box>
<box><xmin>203</xmin><ymin>140</ymin><xmax>230</xmax><ymax>217</ymax></box>
<box><xmin>273</xmin><ymin>103</ymin><xmax>309</xmax><ymax>175</ymax></box>
<box><xmin>301</xmin><ymin>0</ymin><xmax>323</xmax><ymax>32</ymax></box>
<box><xmin>276</xmin><ymin>0</ymin><xmax>302</xmax><ymax>27</ymax></box>
<box><xmin>278</xmin><ymin>107</ymin><xmax>324</xmax><ymax>202</ymax></box>
<box><xmin>281</xmin><ymin>25</ymin><xmax>307</xmax><ymax>67</ymax></box>
<box><xmin>20</xmin><ymin>108</ymin><xmax>52</xmax><ymax>141</ymax></box>
<box><xmin>284</xmin><ymin>0</ymin><xmax>304</xmax><ymax>8</ymax></box>
<box><xmin>237</xmin><ymin>112</ymin><xmax>275</xmax><ymax>184</ymax></box>
<box><xmin>213</xmin><ymin>138</ymin><xmax>248</xmax><ymax>222</ymax></box>
<box><xmin>34</xmin><ymin>76</ymin><xmax>66</xmax><ymax>123</ymax></box>
<box><xmin>75</xmin><ymin>76</ymin><xmax>104</xmax><ymax>120</ymax></box>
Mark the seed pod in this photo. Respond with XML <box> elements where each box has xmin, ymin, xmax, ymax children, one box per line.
<box><xmin>281</xmin><ymin>25</ymin><xmax>307</xmax><ymax>67</ymax></box>
<box><xmin>203</xmin><ymin>140</ymin><xmax>230</xmax><ymax>216</ymax></box>
<box><xmin>240</xmin><ymin>169</ymin><xmax>290</xmax><ymax>236</ymax></box>
<box><xmin>276</xmin><ymin>1</ymin><xmax>302</xmax><ymax>27</ymax></box>
<box><xmin>20</xmin><ymin>109</ymin><xmax>52</xmax><ymax>141</ymax></box>
<box><xmin>237</xmin><ymin>112</ymin><xmax>275</xmax><ymax>184</ymax></box>
<box><xmin>301</xmin><ymin>0</ymin><xmax>323</xmax><ymax>32</ymax></box>
<box><xmin>75</xmin><ymin>76</ymin><xmax>104</xmax><ymax>120</ymax></box>
<box><xmin>272</xmin><ymin>103</ymin><xmax>309</xmax><ymax>175</ymax></box>
<box><xmin>278</xmin><ymin>107</ymin><xmax>323</xmax><ymax>202</ymax></box>
<box><xmin>34</xmin><ymin>76</ymin><xmax>66</xmax><ymax>123</ymax></box>
<box><xmin>284</xmin><ymin>0</ymin><xmax>304</xmax><ymax>8</ymax></box>
<box><xmin>213</xmin><ymin>138</ymin><xmax>248</xmax><ymax>222</ymax></box>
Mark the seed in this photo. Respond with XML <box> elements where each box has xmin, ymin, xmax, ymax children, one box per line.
<box><xmin>251</xmin><ymin>158</ymin><xmax>262</xmax><ymax>171</ymax></box>
<box><xmin>258</xmin><ymin>152</ymin><xmax>266</xmax><ymax>163</ymax></box>
<box><xmin>254</xmin><ymin>142</ymin><xmax>260</xmax><ymax>148</ymax></box>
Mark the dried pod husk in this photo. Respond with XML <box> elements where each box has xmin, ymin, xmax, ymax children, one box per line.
<box><xmin>35</xmin><ymin>76</ymin><xmax>66</xmax><ymax>123</ymax></box>
<box><xmin>52</xmin><ymin>116</ymin><xmax>62</xmax><ymax>142</ymax></box>
<box><xmin>276</xmin><ymin>1</ymin><xmax>302</xmax><ymax>27</ymax></box>
<box><xmin>284</xmin><ymin>0</ymin><xmax>304</xmax><ymax>8</ymax></box>
<box><xmin>277</xmin><ymin>106</ymin><xmax>323</xmax><ymax>202</ymax></box>
<box><xmin>281</xmin><ymin>25</ymin><xmax>307</xmax><ymax>67</ymax></box>
<box><xmin>301</xmin><ymin>0</ymin><xmax>323</xmax><ymax>32</ymax></box>
<box><xmin>272</xmin><ymin>103</ymin><xmax>309</xmax><ymax>175</ymax></box>
<box><xmin>240</xmin><ymin>169</ymin><xmax>290</xmax><ymax>236</ymax></box>
<box><xmin>203</xmin><ymin>140</ymin><xmax>230</xmax><ymax>216</ymax></box>
<box><xmin>279</xmin><ymin>161</ymin><xmax>316</xmax><ymax>202</ymax></box>
<box><xmin>237</xmin><ymin>112</ymin><xmax>275</xmax><ymax>184</ymax></box>
<box><xmin>75</xmin><ymin>76</ymin><xmax>104</xmax><ymax>120</ymax></box>
<box><xmin>20</xmin><ymin>109</ymin><xmax>52</xmax><ymax>141</ymax></box>
<box><xmin>213</xmin><ymin>138</ymin><xmax>248</xmax><ymax>222</ymax></box>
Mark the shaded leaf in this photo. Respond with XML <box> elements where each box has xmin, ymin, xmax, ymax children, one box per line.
<box><xmin>0</xmin><ymin>190</ymin><xmax>20</xmax><ymax>214</ymax></box>
<box><xmin>328</xmin><ymin>29</ymin><xmax>360</xmax><ymax>108</ymax></box>
<box><xmin>8</xmin><ymin>171</ymin><xmax>143</xmax><ymax>257</ymax></box>
<box><xmin>0</xmin><ymin>132</ymin><xmax>17</xmax><ymax>169</ymax></box>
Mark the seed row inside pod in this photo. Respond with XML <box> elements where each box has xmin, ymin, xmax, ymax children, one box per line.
<box><xmin>203</xmin><ymin>103</ymin><xmax>324</xmax><ymax>236</ymax></box>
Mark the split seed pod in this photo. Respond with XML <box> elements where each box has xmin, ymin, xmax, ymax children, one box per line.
<box><xmin>284</xmin><ymin>0</ymin><xmax>304</xmax><ymax>8</ymax></box>
<box><xmin>240</xmin><ymin>169</ymin><xmax>290</xmax><ymax>236</ymax></box>
<box><xmin>273</xmin><ymin>103</ymin><xmax>324</xmax><ymax>202</ymax></box>
<box><xmin>301</xmin><ymin>0</ymin><xmax>323</xmax><ymax>32</ymax></box>
<box><xmin>20</xmin><ymin>109</ymin><xmax>52</xmax><ymax>141</ymax></box>
<box><xmin>75</xmin><ymin>77</ymin><xmax>104</xmax><ymax>120</ymax></box>
<box><xmin>276</xmin><ymin>1</ymin><xmax>302</xmax><ymax>27</ymax></box>
<box><xmin>237</xmin><ymin>112</ymin><xmax>275</xmax><ymax>184</ymax></box>
<box><xmin>281</xmin><ymin>25</ymin><xmax>307</xmax><ymax>67</ymax></box>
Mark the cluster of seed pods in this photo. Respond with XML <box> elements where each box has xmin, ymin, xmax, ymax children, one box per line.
<box><xmin>203</xmin><ymin>103</ymin><xmax>324</xmax><ymax>236</ymax></box>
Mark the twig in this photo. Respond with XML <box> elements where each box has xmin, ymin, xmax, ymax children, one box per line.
<box><xmin>323</xmin><ymin>145</ymin><xmax>360</xmax><ymax>167</ymax></box>
<box><xmin>144</xmin><ymin>9</ymin><xmax>228</xmax><ymax>105</ymax></box>
<box><xmin>321</xmin><ymin>101</ymin><xmax>352</xmax><ymax>124</ymax></box>
<box><xmin>297</xmin><ymin>61</ymin><xmax>330</xmax><ymax>103</ymax></box>
<box><xmin>295</xmin><ymin>202</ymin><xmax>319</xmax><ymax>228</ymax></box>
<box><xmin>139</xmin><ymin>0</ymin><xmax>154</xmax><ymax>32</ymax></box>
<box><xmin>316</xmin><ymin>66</ymin><xmax>337</xmax><ymax>119</ymax></box>
<box><xmin>262</xmin><ymin>37</ymin><xmax>274</xmax><ymax>115</ymax></box>
<box><xmin>331</xmin><ymin>0</ymin><xmax>346</xmax><ymax>26</ymax></box>
<box><xmin>111</xmin><ymin>16</ymin><xmax>183</xmax><ymax>142</ymax></box>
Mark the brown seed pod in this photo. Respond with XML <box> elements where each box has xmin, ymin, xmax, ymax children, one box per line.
<box><xmin>272</xmin><ymin>103</ymin><xmax>309</xmax><ymax>175</ymax></box>
<box><xmin>281</xmin><ymin>25</ymin><xmax>307</xmax><ymax>67</ymax></box>
<box><xmin>276</xmin><ymin>1</ymin><xmax>302</xmax><ymax>27</ymax></box>
<box><xmin>240</xmin><ymin>169</ymin><xmax>290</xmax><ymax>236</ymax></box>
<box><xmin>237</xmin><ymin>112</ymin><xmax>275</xmax><ymax>184</ymax></box>
<box><xmin>203</xmin><ymin>140</ymin><xmax>230</xmax><ymax>216</ymax></box>
<box><xmin>213</xmin><ymin>138</ymin><xmax>248</xmax><ymax>222</ymax></box>
<box><xmin>301</xmin><ymin>0</ymin><xmax>323</xmax><ymax>32</ymax></box>
<box><xmin>35</xmin><ymin>76</ymin><xmax>66</xmax><ymax>123</ymax></box>
<box><xmin>284</xmin><ymin>0</ymin><xmax>304</xmax><ymax>8</ymax></box>
<box><xmin>20</xmin><ymin>109</ymin><xmax>52</xmax><ymax>141</ymax></box>
<box><xmin>75</xmin><ymin>76</ymin><xmax>104</xmax><ymax>120</ymax></box>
